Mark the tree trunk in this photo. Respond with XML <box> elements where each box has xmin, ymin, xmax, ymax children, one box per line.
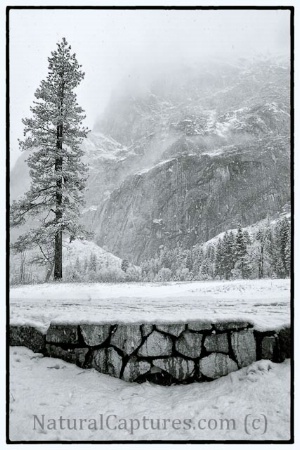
<box><xmin>54</xmin><ymin>123</ymin><xmax>63</xmax><ymax>280</ymax></box>
<box><xmin>45</xmin><ymin>260</ymin><xmax>55</xmax><ymax>282</ymax></box>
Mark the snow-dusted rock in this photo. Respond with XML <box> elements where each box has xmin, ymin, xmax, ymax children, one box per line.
<box><xmin>204</xmin><ymin>333</ymin><xmax>229</xmax><ymax>353</ymax></box>
<box><xmin>231</xmin><ymin>330</ymin><xmax>256</xmax><ymax>367</ymax></box>
<box><xmin>110</xmin><ymin>325</ymin><xmax>142</xmax><ymax>355</ymax></box>
<box><xmin>175</xmin><ymin>330</ymin><xmax>203</xmax><ymax>358</ymax></box>
<box><xmin>122</xmin><ymin>357</ymin><xmax>151</xmax><ymax>382</ymax></box>
<box><xmin>188</xmin><ymin>322</ymin><xmax>212</xmax><ymax>331</ymax></box>
<box><xmin>138</xmin><ymin>331</ymin><xmax>172</xmax><ymax>357</ymax></box>
<box><xmin>156</xmin><ymin>324</ymin><xmax>185</xmax><ymax>337</ymax></box>
<box><xmin>46</xmin><ymin>324</ymin><xmax>79</xmax><ymax>345</ymax></box>
<box><xmin>80</xmin><ymin>324</ymin><xmax>111</xmax><ymax>346</ymax></box>
<box><xmin>91</xmin><ymin>347</ymin><xmax>123</xmax><ymax>378</ymax></box>
<box><xmin>10</xmin><ymin>325</ymin><xmax>45</xmax><ymax>353</ymax></box>
<box><xmin>199</xmin><ymin>353</ymin><xmax>238</xmax><ymax>379</ymax></box>
<box><xmin>152</xmin><ymin>357</ymin><xmax>195</xmax><ymax>381</ymax></box>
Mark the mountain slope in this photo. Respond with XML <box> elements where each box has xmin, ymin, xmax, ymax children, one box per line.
<box><xmin>10</xmin><ymin>56</ymin><xmax>290</xmax><ymax>267</ymax></box>
<box><xmin>90</xmin><ymin>135</ymin><xmax>289</xmax><ymax>263</ymax></box>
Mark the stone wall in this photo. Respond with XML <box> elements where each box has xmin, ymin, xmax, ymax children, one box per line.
<box><xmin>10</xmin><ymin>321</ymin><xmax>291</xmax><ymax>385</ymax></box>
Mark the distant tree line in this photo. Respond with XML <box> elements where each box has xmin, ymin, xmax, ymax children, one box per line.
<box><xmin>10</xmin><ymin>218</ymin><xmax>290</xmax><ymax>285</ymax></box>
<box><xmin>140</xmin><ymin>218</ymin><xmax>291</xmax><ymax>282</ymax></box>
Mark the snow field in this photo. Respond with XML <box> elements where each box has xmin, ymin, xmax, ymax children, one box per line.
<box><xmin>9</xmin><ymin>347</ymin><xmax>290</xmax><ymax>441</ymax></box>
<box><xmin>10</xmin><ymin>279</ymin><xmax>290</xmax><ymax>333</ymax></box>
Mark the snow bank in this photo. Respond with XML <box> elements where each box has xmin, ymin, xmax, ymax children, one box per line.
<box><xmin>10</xmin><ymin>279</ymin><xmax>290</xmax><ymax>332</ymax></box>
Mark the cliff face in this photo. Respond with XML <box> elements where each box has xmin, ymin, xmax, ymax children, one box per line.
<box><xmin>91</xmin><ymin>136</ymin><xmax>289</xmax><ymax>263</ymax></box>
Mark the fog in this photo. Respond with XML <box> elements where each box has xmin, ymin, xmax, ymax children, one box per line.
<box><xmin>9</xmin><ymin>9</ymin><xmax>290</xmax><ymax>166</ymax></box>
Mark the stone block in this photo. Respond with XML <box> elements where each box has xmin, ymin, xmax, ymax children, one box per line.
<box><xmin>46</xmin><ymin>324</ymin><xmax>79</xmax><ymax>345</ymax></box>
<box><xmin>152</xmin><ymin>357</ymin><xmax>195</xmax><ymax>381</ymax></box>
<box><xmin>91</xmin><ymin>347</ymin><xmax>123</xmax><ymax>378</ymax></box>
<box><xmin>175</xmin><ymin>330</ymin><xmax>203</xmax><ymax>358</ymax></box>
<box><xmin>278</xmin><ymin>328</ymin><xmax>291</xmax><ymax>361</ymax></box>
<box><xmin>10</xmin><ymin>325</ymin><xmax>45</xmax><ymax>353</ymax></box>
<box><xmin>188</xmin><ymin>322</ymin><xmax>212</xmax><ymax>331</ymax></box>
<box><xmin>261</xmin><ymin>336</ymin><xmax>277</xmax><ymax>360</ymax></box>
<box><xmin>46</xmin><ymin>344</ymin><xmax>88</xmax><ymax>367</ymax></box>
<box><xmin>215</xmin><ymin>321</ymin><xmax>250</xmax><ymax>331</ymax></box>
<box><xmin>142</xmin><ymin>324</ymin><xmax>153</xmax><ymax>337</ymax></box>
<box><xmin>156</xmin><ymin>324</ymin><xmax>185</xmax><ymax>337</ymax></box>
<box><xmin>199</xmin><ymin>353</ymin><xmax>238</xmax><ymax>379</ymax></box>
<box><xmin>138</xmin><ymin>331</ymin><xmax>172</xmax><ymax>357</ymax></box>
<box><xmin>110</xmin><ymin>324</ymin><xmax>142</xmax><ymax>355</ymax></box>
<box><xmin>122</xmin><ymin>357</ymin><xmax>151</xmax><ymax>382</ymax></box>
<box><xmin>80</xmin><ymin>324</ymin><xmax>111</xmax><ymax>346</ymax></box>
<box><xmin>204</xmin><ymin>333</ymin><xmax>229</xmax><ymax>353</ymax></box>
<box><xmin>231</xmin><ymin>329</ymin><xmax>256</xmax><ymax>368</ymax></box>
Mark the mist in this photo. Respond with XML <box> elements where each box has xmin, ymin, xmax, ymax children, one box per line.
<box><xmin>9</xmin><ymin>8</ymin><xmax>290</xmax><ymax>166</ymax></box>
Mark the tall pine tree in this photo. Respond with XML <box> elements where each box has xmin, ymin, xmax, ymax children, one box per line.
<box><xmin>10</xmin><ymin>38</ymin><xmax>89</xmax><ymax>280</ymax></box>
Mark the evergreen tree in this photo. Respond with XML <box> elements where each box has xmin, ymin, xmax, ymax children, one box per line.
<box><xmin>256</xmin><ymin>228</ymin><xmax>265</xmax><ymax>278</ymax></box>
<box><xmin>10</xmin><ymin>38</ymin><xmax>89</xmax><ymax>280</ymax></box>
<box><xmin>121</xmin><ymin>259</ymin><xmax>129</xmax><ymax>273</ymax></box>
<box><xmin>215</xmin><ymin>238</ymin><xmax>225</xmax><ymax>278</ymax></box>
<box><xmin>235</xmin><ymin>225</ymin><xmax>248</xmax><ymax>278</ymax></box>
<box><xmin>278</xmin><ymin>218</ymin><xmax>291</xmax><ymax>277</ymax></box>
<box><xmin>185</xmin><ymin>250</ymin><xmax>193</xmax><ymax>272</ymax></box>
<box><xmin>89</xmin><ymin>252</ymin><xmax>97</xmax><ymax>272</ymax></box>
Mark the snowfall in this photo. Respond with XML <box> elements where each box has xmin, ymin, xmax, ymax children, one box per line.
<box><xmin>10</xmin><ymin>279</ymin><xmax>290</xmax><ymax>332</ymax></box>
<box><xmin>9</xmin><ymin>347</ymin><xmax>290</xmax><ymax>441</ymax></box>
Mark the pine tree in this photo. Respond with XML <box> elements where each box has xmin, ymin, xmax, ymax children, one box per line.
<box><xmin>278</xmin><ymin>218</ymin><xmax>291</xmax><ymax>277</ymax></box>
<box><xmin>10</xmin><ymin>38</ymin><xmax>89</xmax><ymax>280</ymax></box>
<box><xmin>89</xmin><ymin>252</ymin><xmax>97</xmax><ymax>272</ymax></box>
<box><xmin>215</xmin><ymin>238</ymin><xmax>225</xmax><ymax>278</ymax></box>
<box><xmin>185</xmin><ymin>250</ymin><xmax>193</xmax><ymax>272</ymax></box>
<box><xmin>235</xmin><ymin>225</ymin><xmax>248</xmax><ymax>278</ymax></box>
<box><xmin>121</xmin><ymin>259</ymin><xmax>129</xmax><ymax>273</ymax></box>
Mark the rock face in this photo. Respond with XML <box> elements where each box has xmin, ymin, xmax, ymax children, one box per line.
<box><xmin>93</xmin><ymin>140</ymin><xmax>290</xmax><ymax>264</ymax></box>
<box><xmin>175</xmin><ymin>331</ymin><xmax>203</xmax><ymax>358</ymax></box>
<box><xmin>110</xmin><ymin>325</ymin><xmax>142</xmax><ymax>355</ymax></box>
<box><xmin>153</xmin><ymin>357</ymin><xmax>195</xmax><ymax>381</ymax></box>
<box><xmin>199</xmin><ymin>354</ymin><xmax>238</xmax><ymax>379</ymax></box>
<box><xmin>80</xmin><ymin>324</ymin><xmax>111</xmax><ymax>346</ymax></box>
<box><xmin>138</xmin><ymin>331</ymin><xmax>173</xmax><ymax>357</ymax></box>
<box><xmin>231</xmin><ymin>330</ymin><xmax>256</xmax><ymax>368</ymax></box>
<box><xmin>91</xmin><ymin>347</ymin><xmax>123</xmax><ymax>378</ymax></box>
<box><xmin>204</xmin><ymin>333</ymin><xmax>229</xmax><ymax>353</ymax></box>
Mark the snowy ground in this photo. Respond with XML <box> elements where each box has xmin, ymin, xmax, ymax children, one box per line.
<box><xmin>9</xmin><ymin>347</ymin><xmax>290</xmax><ymax>441</ymax></box>
<box><xmin>10</xmin><ymin>279</ymin><xmax>290</xmax><ymax>332</ymax></box>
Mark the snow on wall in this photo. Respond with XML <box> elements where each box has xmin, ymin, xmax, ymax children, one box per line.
<box><xmin>10</xmin><ymin>321</ymin><xmax>291</xmax><ymax>385</ymax></box>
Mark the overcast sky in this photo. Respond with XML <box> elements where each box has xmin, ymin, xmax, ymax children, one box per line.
<box><xmin>9</xmin><ymin>8</ymin><xmax>290</xmax><ymax>166</ymax></box>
